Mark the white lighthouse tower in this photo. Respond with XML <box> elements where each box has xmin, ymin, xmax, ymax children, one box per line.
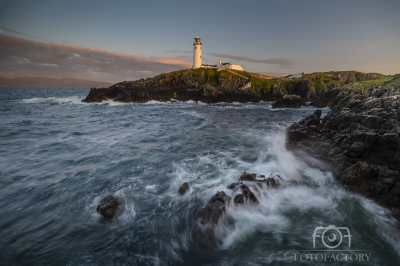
<box><xmin>192</xmin><ymin>36</ymin><xmax>202</xmax><ymax>69</ymax></box>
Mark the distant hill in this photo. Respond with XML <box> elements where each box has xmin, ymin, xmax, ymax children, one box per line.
<box><xmin>0</xmin><ymin>76</ymin><xmax>113</xmax><ymax>88</ymax></box>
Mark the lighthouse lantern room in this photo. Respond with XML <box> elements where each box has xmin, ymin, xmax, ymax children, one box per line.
<box><xmin>192</xmin><ymin>36</ymin><xmax>202</xmax><ymax>69</ymax></box>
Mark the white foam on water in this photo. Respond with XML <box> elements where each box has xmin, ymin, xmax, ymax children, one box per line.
<box><xmin>144</xmin><ymin>100</ymin><xmax>171</xmax><ymax>104</ymax></box>
<box><xmin>191</xmin><ymin>131</ymin><xmax>400</xmax><ymax>256</ymax></box>
<box><xmin>20</xmin><ymin>96</ymin><xmax>86</xmax><ymax>105</ymax></box>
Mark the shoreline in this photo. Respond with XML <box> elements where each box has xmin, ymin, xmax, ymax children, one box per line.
<box><xmin>81</xmin><ymin>69</ymin><xmax>384</xmax><ymax>105</ymax></box>
<box><xmin>286</xmin><ymin>76</ymin><xmax>400</xmax><ymax>221</ymax></box>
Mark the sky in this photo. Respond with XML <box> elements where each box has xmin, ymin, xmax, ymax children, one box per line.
<box><xmin>0</xmin><ymin>0</ymin><xmax>399</xmax><ymax>83</ymax></box>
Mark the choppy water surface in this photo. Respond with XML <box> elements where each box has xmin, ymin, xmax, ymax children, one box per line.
<box><xmin>1</xmin><ymin>87</ymin><xmax>400</xmax><ymax>265</ymax></box>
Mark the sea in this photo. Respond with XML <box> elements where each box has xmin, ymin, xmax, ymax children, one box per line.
<box><xmin>1</xmin><ymin>87</ymin><xmax>400</xmax><ymax>266</ymax></box>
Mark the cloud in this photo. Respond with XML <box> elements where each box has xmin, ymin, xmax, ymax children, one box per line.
<box><xmin>0</xmin><ymin>33</ymin><xmax>191</xmax><ymax>82</ymax></box>
<box><xmin>0</xmin><ymin>25</ymin><xmax>30</xmax><ymax>37</ymax></box>
<box><xmin>0</xmin><ymin>25</ymin><xmax>50</xmax><ymax>42</ymax></box>
<box><xmin>210</xmin><ymin>53</ymin><xmax>298</xmax><ymax>67</ymax></box>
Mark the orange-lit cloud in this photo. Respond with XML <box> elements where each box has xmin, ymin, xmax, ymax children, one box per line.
<box><xmin>0</xmin><ymin>33</ymin><xmax>191</xmax><ymax>82</ymax></box>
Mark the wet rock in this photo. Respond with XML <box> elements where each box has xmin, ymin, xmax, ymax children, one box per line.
<box><xmin>178</xmin><ymin>182</ymin><xmax>189</xmax><ymax>195</ymax></box>
<box><xmin>272</xmin><ymin>94</ymin><xmax>307</xmax><ymax>109</ymax></box>
<box><xmin>238</xmin><ymin>171</ymin><xmax>256</xmax><ymax>181</ymax></box>
<box><xmin>266</xmin><ymin>177</ymin><xmax>278</xmax><ymax>188</ymax></box>
<box><xmin>193</xmin><ymin>191</ymin><xmax>231</xmax><ymax>248</ymax></box>
<box><xmin>242</xmin><ymin>186</ymin><xmax>259</xmax><ymax>203</ymax></box>
<box><xmin>286</xmin><ymin>78</ymin><xmax>400</xmax><ymax>212</ymax></box>
<box><xmin>237</xmin><ymin>172</ymin><xmax>282</xmax><ymax>189</ymax></box>
<box><xmin>230</xmin><ymin>183</ymin><xmax>259</xmax><ymax>204</ymax></box>
<box><xmin>227</xmin><ymin>182</ymin><xmax>243</xmax><ymax>189</ymax></box>
<box><xmin>96</xmin><ymin>195</ymin><xmax>120</xmax><ymax>219</ymax></box>
<box><xmin>234</xmin><ymin>194</ymin><xmax>245</xmax><ymax>204</ymax></box>
<box><xmin>196</xmin><ymin>191</ymin><xmax>231</xmax><ymax>225</ymax></box>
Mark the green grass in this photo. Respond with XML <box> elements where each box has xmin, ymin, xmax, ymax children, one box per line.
<box><xmin>250</xmin><ymin>78</ymin><xmax>277</xmax><ymax>92</ymax></box>
<box><xmin>313</xmin><ymin>74</ymin><xmax>327</xmax><ymax>93</ymax></box>
<box><xmin>349</xmin><ymin>76</ymin><xmax>394</xmax><ymax>90</ymax></box>
<box><xmin>325</xmin><ymin>80</ymin><xmax>340</xmax><ymax>89</ymax></box>
<box><xmin>156</xmin><ymin>69</ymin><xmax>187</xmax><ymax>78</ymax></box>
<box><xmin>190</xmin><ymin>68</ymin><xmax>217</xmax><ymax>76</ymax></box>
<box><xmin>156</xmin><ymin>69</ymin><xmax>396</xmax><ymax>96</ymax></box>
<box><xmin>217</xmin><ymin>70</ymin><xmax>247</xmax><ymax>87</ymax></box>
<box><xmin>239</xmin><ymin>72</ymin><xmax>252</xmax><ymax>79</ymax></box>
<box><xmin>185</xmin><ymin>68</ymin><xmax>248</xmax><ymax>87</ymax></box>
<box><xmin>217</xmin><ymin>70</ymin><xmax>235</xmax><ymax>79</ymax></box>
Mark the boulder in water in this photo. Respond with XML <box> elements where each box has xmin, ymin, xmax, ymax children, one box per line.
<box><xmin>96</xmin><ymin>195</ymin><xmax>120</xmax><ymax>219</ymax></box>
<box><xmin>178</xmin><ymin>182</ymin><xmax>189</xmax><ymax>195</ymax></box>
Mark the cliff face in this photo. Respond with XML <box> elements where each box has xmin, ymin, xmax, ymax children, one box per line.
<box><xmin>83</xmin><ymin>69</ymin><xmax>259</xmax><ymax>104</ymax></box>
<box><xmin>82</xmin><ymin>69</ymin><xmax>384</xmax><ymax>104</ymax></box>
<box><xmin>267</xmin><ymin>79</ymin><xmax>314</xmax><ymax>100</ymax></box>
<box><xmin>286</xmin><ymin>75</ymin><xmax>400</xmax><ymax>213</ymax></box>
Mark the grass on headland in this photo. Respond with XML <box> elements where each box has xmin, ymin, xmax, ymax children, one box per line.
<box><xmin>348</xmin><ymin>75</ymin><xmax>398</xmax><ymax>90</ymax></box>
<box><xmin>250</xmin><ymin>78</ymin><xmax>277</xmax><ymax>94</ymax></box>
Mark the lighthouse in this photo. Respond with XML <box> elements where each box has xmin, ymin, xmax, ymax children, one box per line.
<box><xmin>192</xmin><ymin>36</ymin><xmax>202</xmax><ymax>69</ymax></box>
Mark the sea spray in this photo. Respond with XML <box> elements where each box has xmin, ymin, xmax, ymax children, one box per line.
<box><xmin>0</xmin><ymin>87</ymin><xmax>399</xmax><ymax>265</ymax></box>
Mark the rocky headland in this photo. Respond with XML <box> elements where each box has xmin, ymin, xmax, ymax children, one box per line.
<box><xmin>286</xmin><ymin>75</ymin><xmax>400</xmax><ymax>216</ymax></box>
<box><xmin>82</xmin><ymin>69</ymin><xmax>383</xmax><ymax>104</ymax></box>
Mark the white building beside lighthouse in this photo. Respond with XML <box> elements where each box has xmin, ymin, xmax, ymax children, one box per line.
<box><xmin>192</xmin><ymin>36</ymin><xmax>243</xmax><ymax>71</ymax></box>
<box><xmin>217</xmin><ymin>60</ymin><xmax>243</xmax><ymax>71</ymax></box>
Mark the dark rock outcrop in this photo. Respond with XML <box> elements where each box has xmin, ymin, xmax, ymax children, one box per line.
<box><xmin>82</xmin><ymin>70</ymin><xmax>383</xmax><ymax>105</ymax></box>
<box><xmin>238</xmin><ymin>172</ymin><xmax>257</xmax><ymax>181</ymax></box>
<box><xmin>287</xmin><ymin>82</ymin><xmax>400</xmax><ymax>211</ymax></box>
<box><xmin>232</xmin><ymin>183</ymin><xmax>259</xmax><ymax>204</ymax></box>
<box><xmin>309</xmin><ymin>87</ymin><xmax>363</xmax><ymax>108</ymax></box>
<box><xmin>193</xmin><ymin>191</ymin><xmax>231</xmax><ymax>247</ymax></box>
<box><xmin>237</xmin><ymin>171</ymin><xmax>282</xmax><ymax>187</ymax></box>
<box><xmin>83</xmin><ymin>69</ymin><xmax>259</xmax><ymax>104</ymax></box>
<box><xmin>194</xmin><ymin>171</ymin><xmax>283</xmax><ymax>248</ymax></box>
<box><xmin>178</xmin><ymin>182</ymin><xmax>189</xmax><ymax>195</ymax></box>
<box><xmin>96</xmin><ymin>195</ymin><xmax>120</xmax><ymax>219</ymax></box>
<box><xmin>272</xmin><ymin>94</ymin><xmax>307</xmax><ymax>109</ymax></box>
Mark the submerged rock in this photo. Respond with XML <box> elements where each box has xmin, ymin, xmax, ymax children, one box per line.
<box><xmin>178</xmin><ymin>182</ymin><xmax>189</xmax><ymax>195</ymax></box>
<box><xmin>96</xmin><ymin>195</ymin><xmax>120</xmax><ymax>219</ymax></box>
